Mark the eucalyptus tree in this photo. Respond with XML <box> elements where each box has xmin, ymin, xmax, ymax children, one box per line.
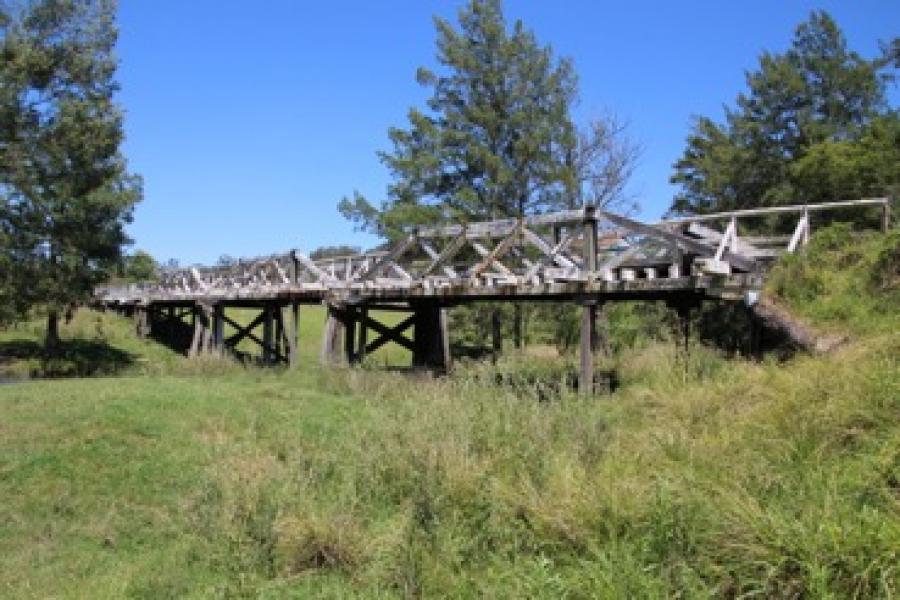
<box><xmin>0</xmin><ymin>0</ymin><xmax>141</xmax><ymax>348</ymax></box>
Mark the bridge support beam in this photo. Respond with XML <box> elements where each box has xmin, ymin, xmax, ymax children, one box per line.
<box><xmin>412</xmin><ymin>304</ymin><xmax>451</xmax><ymax>373</ymax></box>
<box><xmin>189</xmin><ymin>303</ymin><xmax>219</xmax><ymax>357</ymax></box>
<box><xmin>288</xmin><ymin>301</ymin><xmax>300</xmax><ymax>368</ymax></box>
<box><xmin>579</xmin><ymin>302</ymin><xmax>597</xmax><ymax>395</ymax></box>
<box><xmin>320</xmin><ymin>303</ymin><xmax>451</xmax><ymax>373</ymax></box>
<box><xmin>579</xmin><ymin>207</ymin><xmax>599</xmax><ymax>395</ymax></box>
<box><xmin>320</xmin><ymin>305</ymin><xmax>348</xmax><ymax>366</ymax></box>
<box><xmin>212</xmin><ymin>304</ymin><xmax>225</xmax><ymax>354</ymax></box>
<box><xmin>135</xmin><ymin>306</ymin><xmax>150</xmax><ymax>338</ymax></box>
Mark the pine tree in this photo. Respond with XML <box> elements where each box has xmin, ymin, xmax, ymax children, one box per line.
<box><xmin>0</xmin><ymin>0</ymin><xmax>141</xmax><ymax>348</ymax></box>
<box><xmin>339</xmin><ymin>0</ymin><xmax>579</xmax><ymax>237</ymax></box>
<box><xmin>671</xmin><ymin>11</ymin><xmax>897</xmax><ymax>215</ymax></box>
<box><xmin>339</xmin><ymin>0</ymin><xmax>639</xmax><ymax>351</ymax></box>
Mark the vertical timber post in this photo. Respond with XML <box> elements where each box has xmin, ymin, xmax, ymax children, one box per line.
<box><xmin>288</xmin><ymin>302</ymin><xmax>300</xmax><ymax>368</ymax></box>
<box><xmin>357</xmin><ymin>306</ymin><xmax>368</xmax><ymax>364</ymax></box>
<box><xmin>263</xmin><ymin>304</ymin><xmax>274</xmax><ymax>364</ymax></box>
<box><xmin>580</xmin><ymin>206</ymin><xmax>599</xmax><ymax>396</ymax></box>
<box><xmin>320</xmin><ymin>304</ymin><xmax>347</xmax><ymax>366</ymax></box>
<box><xmin>135</xmin><ymin>305</ymin><xmax>150</xmax><ymax>338</ymax></box>
<box><xmin>344</xmin><ymin>306</ymin><xmax>358</xmax><ymax>364</ymax></box>
<box><xmin>274</xmin><ymin>305</ymin><xmax>284</xmax><ymax>363</ymax></box>
<box><xmin>412</xmin><ymin>303</ymin><xmax>451</xmax><ymax>373</ymax></box>
<box><xmin>189</xmin><ymin>303</ymin><xmax>209</xmax><ymax>357</ymax></box>
<box><xmin>669</xmin><ymin>298</ymin><xmax>695</xmax><ymax>377</ymax></box>
<box><xmin>212</xmin><ymin>304</ymin><xmax>225</xmax><ymax>355</ymax></box>
<box><xmin>290</xmin><ymin>252</ymin><xmax>301</xmax><ymax>368</ymax></box>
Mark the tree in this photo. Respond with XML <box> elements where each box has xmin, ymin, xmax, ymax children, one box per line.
<box><xmin>309</xmin><ymin>245</ymin><xmax>361</xmax><ymax>260</ymax></box>
<box><xmin>671</xmin><ymin>11</ymin><xmax>897</xmax><ymax>215</ymax></box>
<box><xmin>0</xmin><ymin>0</ymin><xmax>141</xmax><ymax>348</ymax></box>
<box><xmin>339</xmin><ymin>0</ymin><xmax>638</xmax><ymax>351</ymax></box>
<box><xmin>122</xmin><ymin>250</ymin><xmax>156</xmax><ymax>282</ymax></box>
<box><xmin>339</xmin><ymin>0</ymin><xmax>579</xmax><ymax>238</ymax></box>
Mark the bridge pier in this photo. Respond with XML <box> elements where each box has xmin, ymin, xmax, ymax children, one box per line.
<box><xmin>320</xmin><ymin>303</ymin><xmax>451</xmax><ymax>373</ymax></box>
<box><xmin>212</xmin><ymin>304</ymin><xmax>225</xmax><ymax>354</ymax></box>
<box><xmin>411</xmin><ymin>304</ymin><xmax>451</xmax><ymax>373</ymax></box>
<box><xmin>188</xmin><ymin>303</ymin><xmax>212</xmax><ymax>357</ymax></box>
<box><xmin>134</xmin><ymin>305</ymin><xmax>150</xmax><ymax>338</ymax></box>
<box><xmin>579</xmin><ymin>206</ymin><xmax>599</xmax><ymax>396</ymax></box>
<box><xmin>579</xmin><ymin>302</ymin><xmax>597</xmax><ymax>395</ymax></box>
<box><xmin>320</xmin><ymin>305</ymin><xmax>348</xmax><ymax>365</ymax></box>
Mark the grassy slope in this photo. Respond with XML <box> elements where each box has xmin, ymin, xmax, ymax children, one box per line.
<box><xmin>0</xmin><ymin>228</ymin><xmax>898</xmax><ymax>598</ymax></box>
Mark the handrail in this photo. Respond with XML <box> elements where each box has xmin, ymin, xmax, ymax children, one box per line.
<box><xmin>658</xmin><ymin>197</ymin><xmax>888</xmax><ymax>225</ymax></box>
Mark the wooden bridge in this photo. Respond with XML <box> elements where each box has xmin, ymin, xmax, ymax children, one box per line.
<box><xmin>96</xmin><ymin>198</ymin><xmax>890</xmax><ymax>393</ymax></box>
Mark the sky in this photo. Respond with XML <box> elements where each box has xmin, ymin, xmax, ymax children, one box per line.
<box><xmin>116</xmin><ymin>1</ymin><xmax>899</xmax><ymax>265</ymax></box>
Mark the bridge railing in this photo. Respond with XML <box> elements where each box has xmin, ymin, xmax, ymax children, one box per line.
<box><xmin>95</xmin><ymin>198</ymin><xmax>889</xmax><ymax>302</ymax></box>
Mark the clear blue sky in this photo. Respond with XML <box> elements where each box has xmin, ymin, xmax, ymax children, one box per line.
<box><xmin>116</xmin><ymin>1</ymin><xmax>898</xmax><ymax>265</ymax></box>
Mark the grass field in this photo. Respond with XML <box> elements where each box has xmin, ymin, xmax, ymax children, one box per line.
<box><xmin>0</xmin><ymin>305</ymin><xmax>410</xmax><ymax>380</ymax></box>
<box><xmin>0</xmin><ymin>228</ymin><xmax>898</xmax><ymax>598</ymax></box>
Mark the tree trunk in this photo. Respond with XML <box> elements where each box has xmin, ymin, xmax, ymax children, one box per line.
<box><xmin>45</xmin><ymin>310</ymin><xmax>60</xmax><ymax>354</ymax></box>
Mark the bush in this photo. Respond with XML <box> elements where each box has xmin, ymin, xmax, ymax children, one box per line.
<box><xmin>869</xmin><ymin>229</ymin><xmax>900</xmax><ymax>293</ymax></box>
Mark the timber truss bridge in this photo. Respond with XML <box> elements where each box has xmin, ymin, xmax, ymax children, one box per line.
<box><xmin>96</xmin><ymin>198</ymin><xmax>890</xmax><ymax>393</ymax></box>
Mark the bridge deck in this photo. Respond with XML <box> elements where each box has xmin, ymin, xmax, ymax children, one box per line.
<box><xmin>101</xmin><ymin>274</ymin><xmax>761</xmax><ymax>306</ymax></box>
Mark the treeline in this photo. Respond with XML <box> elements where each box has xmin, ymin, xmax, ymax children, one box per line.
<box><xmin>672</xmin><ymin>13</ymin><xmax>898</xmax><ymax>215</ymax></box>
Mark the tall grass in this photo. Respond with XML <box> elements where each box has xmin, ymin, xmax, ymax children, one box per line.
<box><xmin>0</xmin><ymin>226</ymin><xmax>897</xmax><ymax>597</ymax></box>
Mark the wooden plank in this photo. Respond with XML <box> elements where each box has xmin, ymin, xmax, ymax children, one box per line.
<box><xmin>362</xmin><ymin>313</ymin><xmax>416</xmax><ymax>354</ymax></box>
<box><xmin>600</xmin><ymin>210</ymin><xmax>759</xmax><ymax>273</ymax></box>
<box><xmin>469</xmin><ymin>225</ymin><xmax>521</xmax><ymax>278</ymax></box>
<box><xmin>579</xmin><ymin>304</ymin><xmax>596</xmax><ymax>395</ymax></box>
<box><xmin>521</xmin><ymin>228</ymin><xmax>577</xmax><ymax>269</ymax></box>
<box><xmin>293</xmin><ymin>251</ymin><xmax>337</xmax><ymax>284</ymax></box>
<box><xmin>222</xmin><ymin>312</ymin><xmax>267</xmax><ymax>346</ymax></box>
<box><xmin>658</xmin><ymin>197</ymin><xmax>888</xmax><ymax>225</ymax></box>
<box><xmin>420</xmin><ymin>235</ymin><xmax>464</xmax><ymax>278</ymax></box>
<box><xmin>358</xmin><ymin>234</ymin><xmax>418</xmax><ymax>282</ymax></box>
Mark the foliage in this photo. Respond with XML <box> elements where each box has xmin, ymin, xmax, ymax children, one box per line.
<box><xmin>309</xmin><ymin>245</ymin><xmax>361</xmax><ymax>260</ymax></box>
<box><xmin>120</xmin><ymin>249</ymin><xmax>156</xmax><ymax>281</ymax></box>
<box><xmin>0</xmin><ymin>0</ymin><xmax>141</xmax><ymax>343</ymax></box>
<box><xmin>339</xmin><ymin>0</ymin><xmax>576</xmax><ymax>238</ymax></box>
<box><xmin>339</xmin><ymin>0</ymin><xmax>638</xmax><ymax>241</ymax></box>
<box><xmin>767</xmin><ymin>223</ymin><xmax>900</xmax><ymax>333</ymax></box>
<box><xmin>671</xmin><ymin>11</ymin><xmax>898</xmax><ymax>215</ymax></box>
